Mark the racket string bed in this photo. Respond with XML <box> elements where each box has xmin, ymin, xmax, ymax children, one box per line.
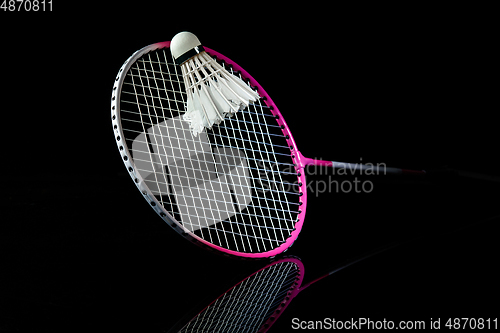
<box><xmin>116</xmin><ymin>46</ymin><xmax>301</xmax><ymax>255</ymax></box>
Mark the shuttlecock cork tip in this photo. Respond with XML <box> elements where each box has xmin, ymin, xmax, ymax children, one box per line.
<box><xmin>171</xmin><ymin>31</ymin><xmax>204</xmax><ymax>64</ymax></box>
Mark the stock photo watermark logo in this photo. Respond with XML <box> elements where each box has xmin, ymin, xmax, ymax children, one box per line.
<box><xmin>257</xmin><ymin>159</ymin><xmax>389</xmax><ymax>196</ymax></box>
<box><xmin>132</xmin><ymin>117</ymin><xmax>387</xmax><ymax>207</ymax></box>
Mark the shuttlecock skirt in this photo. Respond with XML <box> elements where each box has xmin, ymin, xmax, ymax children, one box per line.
<box><xmin>180</xmin><ymin>51</ymin><xmax>260</xmax><ymax>136</ymax></box>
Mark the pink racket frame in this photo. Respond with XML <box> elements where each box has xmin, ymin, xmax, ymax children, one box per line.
<box><xmin>112</xmin><ymin>41</ymin><xmax>357</xmax><ymax>259</ymax></box>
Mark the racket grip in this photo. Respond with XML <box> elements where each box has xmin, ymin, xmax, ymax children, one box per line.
<box><xmin>425</xmin><ymin>168</ymin><xmax>500</xmax><ymax>183</ymax></box>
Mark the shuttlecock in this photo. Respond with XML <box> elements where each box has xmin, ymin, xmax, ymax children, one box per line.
<box><xmin>171</xmin><ymin>32</ymin><xmax>260</xmax><ymax>136</ymax></box>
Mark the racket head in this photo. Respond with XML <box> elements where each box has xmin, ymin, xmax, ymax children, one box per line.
<box><xmin>111</xmin><ymin>41</ymin><xmax>307</xmax><ymax>258</ymax></box>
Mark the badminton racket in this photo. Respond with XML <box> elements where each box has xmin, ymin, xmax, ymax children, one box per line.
<box><xmin>111</xmin><ymin>40</ymin><xmax>425</xmax><ymax>258</ymax></box>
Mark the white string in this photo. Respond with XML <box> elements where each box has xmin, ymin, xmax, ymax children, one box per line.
<box><xmin>239</xmin><ymin>97</ymin><xmax>291</xmax><ymax>243</ymax></box>
<box><xmin>211</xmin><ymin>105</ymin><xmax>252</xmax><ymax>252</ymax></box>
<box><xmin>130</xmin><ymin>65</ymin><xmax>164</xmax><ymax>208</ymax></box>
<box><xmin>184</xmin><ymin>61</ymin><xmax>237</xmax><ymax>249</ymax></box>
<box><xmin>231</xmin><ymin>99</ymin><xmax>276</xmax><ymax>248</ymax></box>
<box><xmin>163</xmin><ymin>49</ymin><xmax>222</xmax><ymax>245</ymax></box>
<box><xmin>122</xmin><ymin>125</ymin><xmax>296</xmax><ymax>161</ymax></box>
<box><xmin>121</xmin><ymin>103</ymin><xmax>284</xmax><ymax>130</ymax></box>
<box><xmin>148</xmin><ymin>52</ymin><xmax>210</xmax><ymax>238</ymax></box>
<box><xmin>248</xmin><ymin>98</ymin><xmax>295</xmax><ymax>237</ymax></box>
<box><xmin>131</xmin><ymin>164</ymin><xmax>300</xmax><ymax>199</ymax></box>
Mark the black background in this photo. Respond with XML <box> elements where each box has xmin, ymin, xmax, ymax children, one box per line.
<box><xmin>1</xmin><ymin>4</ymin><xmax>498</xmax><ymax>332</ymax></box>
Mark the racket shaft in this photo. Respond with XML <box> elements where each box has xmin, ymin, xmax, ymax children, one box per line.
<box><xmin>331</xmin><ymin>161</ymin><xmax>425</xmax><ymax>176</ymax></box>
<box><xmin>298</xmin><ymin>153</ymin><xmax>425</xmax><ymax>176</ymax></box>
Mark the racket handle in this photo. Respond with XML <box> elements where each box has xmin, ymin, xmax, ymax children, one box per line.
<box><xmin>425</xmin><ymin>168</ymin><xmax>500</xmax><ymax>183</ymax></box>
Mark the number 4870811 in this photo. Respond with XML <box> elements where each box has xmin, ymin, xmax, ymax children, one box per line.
<box><xmin>1</xmin><ymin>0</ymin><xmax>52</xmax><ymax>11</ymax></box>
<box><xmin>445</xmin><ymin>318</ymin><xmax>498</xmax><ymax>330</ymax></box>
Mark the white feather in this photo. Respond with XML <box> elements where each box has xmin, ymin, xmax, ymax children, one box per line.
<box><xmin>172</xmin><ymin>32</ymin><xmax>260</xmax><ymax>136</ymax></box>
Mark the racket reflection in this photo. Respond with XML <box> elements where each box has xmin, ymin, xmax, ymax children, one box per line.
<box><xmin>168</xmin><ymin>257</ymin><xmax>304</xmax><ymax>333</ymax></box>
<box><xmin>168</xmin><ymin>244</ymin><xmax>393</xmax><ymax>332</ymax></box>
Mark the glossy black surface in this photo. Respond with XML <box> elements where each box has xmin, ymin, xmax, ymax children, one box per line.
<box><xmin>2</xmin><ymin>7</ymin><xmax>498</xmax><ymax>332</ymax></box>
